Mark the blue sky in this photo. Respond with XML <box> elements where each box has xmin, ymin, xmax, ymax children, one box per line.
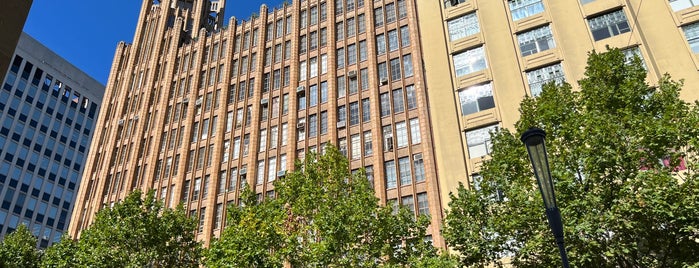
<box><xmin>23</xmin><ymin>0</ymin><xmax>284</xmax><ymax>85</ymax></box>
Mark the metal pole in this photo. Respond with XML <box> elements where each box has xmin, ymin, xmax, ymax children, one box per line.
<box><xmin>545</xmin><ymin>207</ymin><xmax>570</xmax><ymax>268</ymax></box>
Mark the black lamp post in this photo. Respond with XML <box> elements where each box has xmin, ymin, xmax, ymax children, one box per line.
<box><xmin>520</xmin><ymin>127</ymin><xmax>570</xmax><ymax>268</ymax></box>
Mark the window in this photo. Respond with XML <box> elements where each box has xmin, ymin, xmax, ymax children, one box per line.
<box><xmin>588</xmin><ymin>9</ymin><xmax>630</xmax><ymax>41</ymax></box>
<box><xmin>413</xmin><ymin>153</ymin><xmax>425</xmax><ymax>182</ymax></box>
<box><xmin>359</xmin><ymin>40</ymin><xmax>368</xmax><ymax>62</ymax></box>
<box><xmin>351</xmin><ymin>134</ymin><xmax>361</xmax><ymax>160</ymax></box>
<box><xmin>621</xmin><ymin>46</ymin><xmax>646</xmax><ymax>68</ymax></box>
<box><xmin>380</xmin><ymin>93</ymin><xmax>391</xmax><ymax>117</ymax></box>
<box><xmin>448</xmin><ymin>13</ymin><xmax>480</xmax><ymax>41</ymax></box>
<box><xmin>682</xmin><ymin>21</ymin><xmax>699</xmax><ymax>53</ymax></box>
<box><xmin>347</xmin><ymin>44</ymin><xmax>357</xmax><ymax>65</ymax></box>
<box><xmin>259</xmin><ymin>129</ymin><xmax>267</xmax><ymax>152</ymax></box>
<box><xmin>375</xmin><ymin>7</ymin><xmax>384</xmax><ymax>27</ymax></box>
<box><xmin>257</xmin><ymin>160</ymin><xmax>265</xmax><ymax>184</ymax></box>
<box><xmin>386</xmin><ymin>3</ymin><xmax>396</xmax><ymax>24</ymax></box>
<box><xmin>417</xmin><ymin>193</ymin><xmax>429</xmax><ymax>216</ymax></box>
<box><xmin>337</xmin><ymin>48</ymin><xmax>345</xmax><ymax>68</ymax></box>
<box><xmin>362</xmin><ymin>98</ymin><xmax>371</xmax><ymax>122</ymax></box>
<box><xmin>403</xmin><ymin>55</ymin><xmax>413</xmax><ymax>77</ymax></box>
<box><xmin>336</xmin><ymin>22</ymin><xmax>344</xmax><ymax>40</ymax></box>
<box><xmin>268</xmin><ymin>157</ymin><xmax>277</xmax><ymax>182</ymax></box>
<box><xmin>396</xmin><ymin>121</ymin><xmax>408</xmax><ymax>148</ymax></box>
<box><xmin>671</xmin><ymin>0</ymin><xmax>699</xmax><ymax>11</ymax></box>
<box><xmin>309</xmin><ymin>114</ymin><xmax>318</xmax><ymax>137</ymax></box>
<box><xmin>517</xmin><ymin>25</ymin><xmax>555</xmax><ymax>56</ymax></box>
<box><xmin>466</xmin><ymin>124</ymin><xmax>498</xmax><ymax>158</ymax></box>
<box><xmin>401</xmin><ymin>195</ymin><xmax>415</xmax><ymax>215</ymax></box>
<box><xmin>406</xmin><ymin>85</ymin><xmax>417</xmax><ymax>109</ymax></box>
<box><xmin>385</xmin><ymin>160</ymin><xmax>397</xmax><ymax>189</ymax></box>
<box><xmin>392</xmin><ymin>88</ymin><xmax>404</xmax><ymax>113</ymax></box>
<box><xmin>388</xmin><ymin>30</ymin><xmax>399</xmax><ymax>51</ymax></box>
<box><xmin>376</xmin><ymin>34</ymin><xmax>386</xmax><ymax>55</ymax></box>
<box><xmin>349</xmin><ymin>102</ymin><xmax>360</xmax><ymax>125</ymax></box>
<box><xmin>364</xmin><ymin>131</ymin><xmax>373</xmax><ymax>156</ymax></box>
<box><xmin>508</xmin><ymin>0</ymin><xmax>545</xmax><ymax>21</ymax></box>
<box><xmin>409</xmin><ymin>118</ymin><xmax>421</xmax><ymax>144</ymax></box>
<box><xmin>398</xmin><ymin>157</ymin><xmax>411</xmax><ymax>186</ymax></box>
<box><xmin>444</xmin><ymin>0</ymin><xmax>467</xmax><ymax>8</ymax></box>
<box><xmin>390</xmin><ymin>58</ymin><xmax>401</xmax><ymax>81</ymax></box>
<box><xmin>453</xmin><ymin>46</ymin><xmax>487</xmax><ymax>76</ymax></box>
<box><xmin>526</xmin><ymin>63</ymin><xmax>565</xmax><ymax>96</ymax></box>
<box><xmin>458</xmin><ymin>82</ymin><xmax>495</xmax><ymax>115</ymax></box>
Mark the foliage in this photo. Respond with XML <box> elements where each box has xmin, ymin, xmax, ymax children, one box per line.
<box><xmin>0</xmin><ymin>224</ymin><xmax>41</xmax><ymax>268</ymax></box>
<box><xmin>43</xmin><ymin>190</ymin><xmax>202</xmax><ymax>267</ymax></box>
<box><xmin>40</xmin><ymin>236</ymin><xmax>77</xmax><ymax>268</ymax></box>
<box><xmin>443</xmin><ymin>49</ymin><xmax>699</xmax><ymax>267</ymax></box>
<box><xmin>207</xmin><ymin>146</ymin><xmax>450</xmax><ymax>267</ymax></box>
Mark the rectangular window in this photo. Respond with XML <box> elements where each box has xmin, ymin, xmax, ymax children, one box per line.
<box><xmin>398</xmin><ymin>157</ymin><xmax>412</xmax><ymax>186</ymax></box>
<box><xmin>347</xmin><ymin>17</ymin><xmax>355</xmax><ymax>37</ymax></box>
<box><xmin>671</xmin><ymin>0</ymin><xmax>699</xmax><ymax>11</ymax></box>
<box><xmin>392</xmin><ymin>88</ymin><xmax>404</xmax><ymax>113</ymax></box>
<box><xmin>337</xmin><ymin>48</ymin><xmax>345</xmax><ymax>68</ymax></box>
<box><xmin>351</xmin><ymin>134</ymin><xmax>361</xmax><ymax>160</ymax></box>
<box><xmin>409</xmin><ymin>118</ymin><xmax>421</xmax><ymax>144</ymax></box>
<box><xmin>385</xmin><ymin>160</ymin><xmax>397</xmax><ymax>189</ymax></box>
<box><xmin>466</xmin><ymin>124</ymin><xmax>498</xmax><ymax>158</ymax></box>
<box><xmin>448</xmin><ymin>13</ymin><xmax>480</xmax><ymax>41</ymax></box>
<box><xmin>337</xmin><ymin>76</ymin><xmax>346</xmax><ymax>98</ymax></box>
<box><xmin>336</xmin><ymin>21</ymin><xmax>344</xmax><ymax>40</ymax></box>
<box><xmin>349</xmin><ymin>102</ymin><xmax>360</xmax><ymax>125</ymax></box>
<box><xmin>402</xmin><ymin>195</ymin><xmax>415</xmax><ymax>215</ymax></box>
<box><xmin>588</xmin><ymin>9</ymin><xmax>631</xmax><ymax>41</ymax></box>
<box><xmin>526</xmin><ymin>63</ymin><xmax>565</xmax><ymax>96</ymax></box>
<box><xmin>413</xmin><ymin>153</ymin><xmax>425</xmax><ymax>182</ymax></box>
<box><xmin>378</xmin><ymin>62</ymin><xmax>388</xmax><ymax>81</ymax></box>
<box><xmin>406</xmin><ymin>85</ymin><xmax>417</xmax><ymax>110</ymax></box>
<box><xmin>309</xmin><ymin>114</ymin><xmax>318</xmax><ymax>137</ymax></box>
<box><xmin>386</xmin><ymin>3</ymin><xmax>396</xmax><ymax>24</ymax></box>
<box><xmin>375</xmin><ymin>7</ymin><xmax>384</xmax><ymax>27</ymax></box>
<box><xmin>310</xmin><ymin>57</ymin><xmax>318</xmax><ymax>78</ymax></box>
<box><xmin>362</xmin><ymin>131</ymin><xmax>373</xmax><ymax>156</ymax></box>
<box><xmin>453</xmin><ymin>46</ymin><xmax>487</xmax><ymax>77</ymax></box>
<box><xmin>268</xmin><ymin>157</ymin><xmax>277</xmax><ymax>182</ymax></box>
<box><xmin>320</xmin><ymin>111</ymin><xmax>328</xmax><ymax>134</ymax></box>
<box><xmin>300</xmin><ymin>61</ymin><xmax>307</xmax><ymax>81</ymax></box>
<box><xmin>509</xmin><ymin>0</ymin><xmax>545</xmax><ymax>21</ymax></box>
<box><xmin>403</xmin><ymin>54</ymin><xmax>413</xmax><ymax>78</ymax></box>
<box><xmin>682</xmin><ymin>21</ymin><xmax>699</xmax><ymax>53</ymax></box>
<box><xmin>257</xmin><ymin>160</ymin><xmax>265</xmax><ymax>184</ymax></box>
<box><xmin>362</xmin><ymin>98</ymin><xmax>371</xmax><ymax>122</ymax></box>
<box><xmin>395</xmin><ymin>121</ymin><xmax>408</xmax><ymax>148</ymax></box>
<box><xmin>337</xmin><ymin>105</ymin><xmax>347</xmax><ymax>123</ymax></box>
<box><xmin>347</xmin><ymin>44</ymin><xmax>357</xmax><ymax>65</ymax></box>
<box><xmin>517</xmin><ymin>25</ymin><xmax>555</xmax><ymax>56</ymax></box>
<box><xmin>417</xmin><ymin>193</ymin><xmax>429</xmax><ymax>216</ymax></box>
<box><xmin>359</xmin><ymin>40</ymin><xmax>368</xmax><ymax>62</ymax></box>
<box><xmin>458</xmin><ymin>82</ymin><xmax>496</xmax><ymax>115</ymax></box>
<box><xmin>376</xmin><ymin>34</ymin><xmax>386</xmax><ymax>55</ymax></box>
<box><xmin>358</xmin><ymin>14</ymin><xmax>366</xmax><ymax>33</ymax></box>
<box><xmin>259</xmin><ymin>129</ymin><xmax>267</xmax><ymax>152</ymax></box>
<box><xmin>380</xmin><ymin>93</ymin><xmax>391</xmax><ymax>117</ymax></box>
<box><xmin>360</xmin><ymin>68</ymin><xmax>369</xmax><ymax>90</ymax></box>
<box><xmin>388</xmin><ymin>30</ymin><xmax>399</xmax><ymax>52</ymax></box>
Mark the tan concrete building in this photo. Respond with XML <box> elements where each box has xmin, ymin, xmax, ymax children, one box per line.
<box><xmin>68</xmin><ymin>0</ymin><xmax>699</xmax><ymax>249</ymax></box>
<box><xmin>417</xmin><ymin>0</ymin><xmax>699</xmax><ymax>207</ymax></box>
<box><xmin>68</xmin><ymin>0</ymin><xmax>446</xmax><ymax>247</ymax></box>
<box><xmin>0</xmin><ymin>0</ymin><xmax>33</xmax><ymax>77</ymax></box>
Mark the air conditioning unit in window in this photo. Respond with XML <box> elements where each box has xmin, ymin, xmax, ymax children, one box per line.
<box><xmin>133</xmin><ymin>115</ymin><xmax>139</xmax><ymax>121</ymax></box>
<box><xmin>336</xmin><ymin>120</ymin><xmax>346</xmax><ymax>129</ymax></box>
<box><xmin>277</xmin><ymin>170</ymin><xmax>286</xmax><ymax>177</ymax></box>
<box><xmin>182</xmin><ymin>97</ymin><xmax>189</xmax><ymax>103</ymax></box>
<box><xmin>384</xmin><ymin>137</ymin><xmax>393</xmax><ymax>151</ymax></box>
<box><xmin>117</xmin><ymin>119</ymin><xmax>125</xmax><ymax>126</ymax></box>
<box><xmin>380</xmin><ymin>78</ymin><xmax>389</xmax><ymax>85</ymax></box>
<box><xmin>239</xmin><ymin>167</ymin><xmax>247</xmax><ymax>175</ymax></box>
<box><xmin>296</xmin><ymin>122</ymin><xmax>305</xmax><ymax>129</ymax></box>
<box><xmin>296</xmin><ymin>85</ymin><xmax>305</xmax><ymax>93</ymax></box>
<box><xmin>260</xmin><ymin>98</ymin><xmax>269</xmax><ymax>105</ymax></box>
<box><xmin>348</xmin><ymin>70</ymin><xmax>357</xmax><ymax>79</ymax></box>
<box><xmin>414</xmin><ymin>154</ymin><xmax>423</xmax><ymax>161</ymax></box>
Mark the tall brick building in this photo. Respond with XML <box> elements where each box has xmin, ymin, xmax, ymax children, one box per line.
<box><xmin>68</xmin><ymin>0</ymin><xmax>446</xmax><ymax>247</ymax></box>
<box><xmin>69</xmin><ymin>0</ymin><xmax>699</xmax><ymax>248</ymax></box>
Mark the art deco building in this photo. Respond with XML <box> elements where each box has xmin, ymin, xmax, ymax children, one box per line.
<box><xmin>69</xmin><ymin>0</ymin><xmax>699</xmax><ymax>248</ymax></box>
<box><xmin>417</xmin><ymin>0</ymin><xmax>699</xmax><ymax>206</ymax></box>
<box><xmin>0</xmin><ymin>33</ymin><xmax>103</xmax><ymax>248</ymax></box>
<box><xmin>68</xmin><ymin>0</ymin><xmax>446</xmax><ymax>247</ymax></box>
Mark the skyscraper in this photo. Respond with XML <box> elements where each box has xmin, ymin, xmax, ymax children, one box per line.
<box><xmin>0</xmin><ymin>33</ymin><xmax>103</xmax><ymax>248</ymax></box>
<box><xmin>68</xmin><ymin>0</ymin><xmax>446</xmax><ymax>247</ymax></box>
<box><xmin>69</xmin><ymin>0</ymin><xmax>699</xmax><ymax>248</ymax></box>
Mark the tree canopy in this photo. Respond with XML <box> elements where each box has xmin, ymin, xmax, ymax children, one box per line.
<box><xmin>41</xmin><ymin>190</ymin><xmax>202</xmax><ymax>267</ymax></box>
<box><xmin>0</xmin><ymin>224</ymin><xmax>41</xmax><ymax>268</ymax></box>
<box><xmin>443</xmin><ymin>49</ymin><xmax>699</xmax><ymax>267</ymax></box>
<box><xmin>207</xmin><ymin>146</ymin><xmax>455</xmax><ymax>267</ymax></box>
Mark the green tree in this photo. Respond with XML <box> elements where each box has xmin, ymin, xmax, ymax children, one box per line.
<box><xmin>207</xmin><ymin>146</ymin><xmax>453</xmax><ymax>267</ymax></box>
<box><xmin>59</xmin><ymin>190</ymin><xmax>202</xmax><ymax>267</ymax></box>
<box><xmin>39</xmin><ymin>236</ymin><xmax>77</xmax><ymax>268</ymax></box>
<box><xmin>0</xmin><ymin>224</ymin><xmax>41</xmax><ymax>268</ymax></box>
<box><xmin>443</xmin><ymin>49</ymin><xmax>699</xmax><ymax>267</ymax></box>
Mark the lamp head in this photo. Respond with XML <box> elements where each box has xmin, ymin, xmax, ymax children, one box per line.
<box><xmin>520</xmin><ymin>128</ymin><xmax>557</xmax><ymax>210</ymax></box>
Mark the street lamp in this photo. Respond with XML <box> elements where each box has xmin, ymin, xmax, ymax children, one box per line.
<box><xmin>520</xmin><ymin>127</ymin><xmax>570</xmax><ymax>268</ymax></box>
